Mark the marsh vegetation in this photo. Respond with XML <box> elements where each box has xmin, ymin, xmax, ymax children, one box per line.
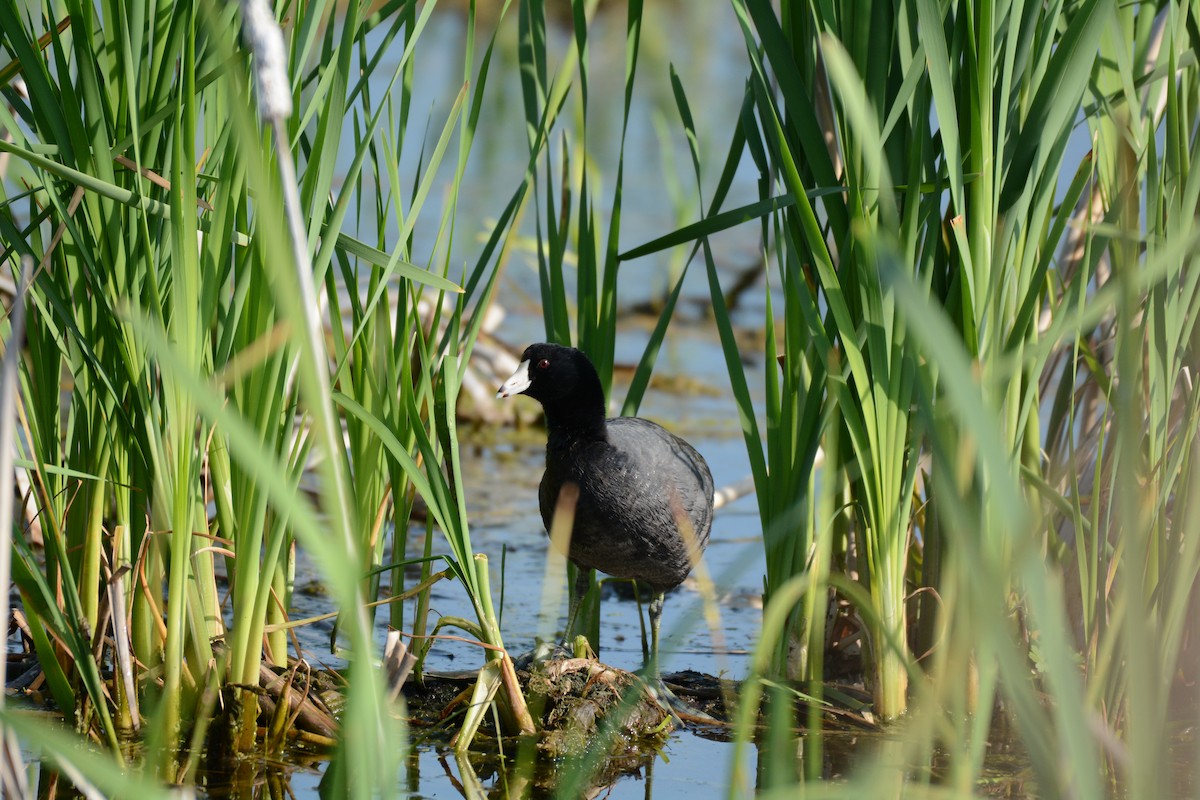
<box><xmin>0</xmin><ymin>0</ymin><xmax>1197</xmax><ymax>797</ymax></box>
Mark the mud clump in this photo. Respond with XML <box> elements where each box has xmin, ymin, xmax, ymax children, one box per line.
<box><xmin>523</xmin><ymin>658</ymin><xmax>672</xmax><ymax>758</ymax></box>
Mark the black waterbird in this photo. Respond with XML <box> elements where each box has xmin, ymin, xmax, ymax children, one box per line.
<box><xmin>496</xmin><ymin>343</ymin><xmax>714</xmax><ymax>675</ymax></box>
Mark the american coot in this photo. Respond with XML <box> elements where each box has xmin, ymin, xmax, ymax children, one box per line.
<box><xmin>497</xmin><ymin>343</ymin><xmax>714</xmax><ymax>672</ymax></box>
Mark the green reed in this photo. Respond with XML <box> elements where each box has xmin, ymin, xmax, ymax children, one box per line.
<box><xmin>706</xmin><ymin>0</ymin><xmax>1118</xmax><ymax>723</ymax></box>
<box><xmin>774</xmin><ymin>0</ymin><xmax>1197</xmax><ymax>795</ymax></box>
<box><xmin>2</xmin><ymin>0</ymin><xmax>1198</xmax><ymax>797</ymax></box>
<box><xmin>628</xmin><ymin>0</ymin><xmax>1200</xmax><ymax>795</ymax></box>
<box><xmin>0</xmin><ymin>0</ymin><xmax>529</xmax><ymax>793</ymax></box>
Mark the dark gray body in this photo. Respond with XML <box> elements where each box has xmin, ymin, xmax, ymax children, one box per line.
<box><xmin>538</xmin><ymin>416</ymin><xmax>714</xmax><ymax>593</ymax></box>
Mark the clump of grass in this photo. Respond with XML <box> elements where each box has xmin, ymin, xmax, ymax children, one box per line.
<box><xmin>0</xmin><ymin>0</ymin><xmax>532</xmax><ymax>791</ymax></box>
<box><xmin>631</xmin><ymin>0</ymin><xmax>1200</xmax><ymax>796</ymax></box>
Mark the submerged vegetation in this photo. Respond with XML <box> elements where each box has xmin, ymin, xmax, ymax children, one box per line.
<box><xmin>0</xmin><ymin>0</ymin><xmax>1197</xmax><ymax>797</ymax></box>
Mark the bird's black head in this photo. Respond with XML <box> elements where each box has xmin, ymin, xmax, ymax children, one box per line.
<box><xmin>496</xmin><ymin>343</ymin><xmax>607</xmax><ymax>434</ymax></box>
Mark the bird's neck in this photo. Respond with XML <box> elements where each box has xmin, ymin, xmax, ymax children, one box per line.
<box><xmin>544</xmin><ymin>376</ymin><xmax>608</xmax><ymax>442</ymax></box>
<box><xmin>545</xmin><ymin>410</ymin><xmax>607</xmax><ymax>443</ymax></box>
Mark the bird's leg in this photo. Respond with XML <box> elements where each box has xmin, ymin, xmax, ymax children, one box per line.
<box><xmin>513</xmin><ymin>569</ymin><xmax>592</xmax><ymax>669</ymax></box>
<box><xmin>648</xmin><ymin>591</ymin><xmax>665</xmax><ymax>675</ymax></box>
<box><xmin>643</xmin><ymin>591</ymin><xmax>719</xmax><ymax>725</ymax></box>
<box><xmin>563</xmin><ymin>568</ymin><xmax>593</xmax><ymax>654</ymax></box>
<box><xmin>633</xmin><ymin>582</ymin><xmax>649</xmax><ymax>663</ymax></box>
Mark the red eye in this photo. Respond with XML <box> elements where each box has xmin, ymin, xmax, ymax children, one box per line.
<box><xmin>537</xmin><ymin>358</ymin><xmax>550</xmax><ymax>370</ymax></box>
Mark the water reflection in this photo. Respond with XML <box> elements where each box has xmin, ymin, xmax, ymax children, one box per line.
<box><xmin>403</xmin><ymin>734</ymin><xmax>755</xmax><ymax>800</ymax></box>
